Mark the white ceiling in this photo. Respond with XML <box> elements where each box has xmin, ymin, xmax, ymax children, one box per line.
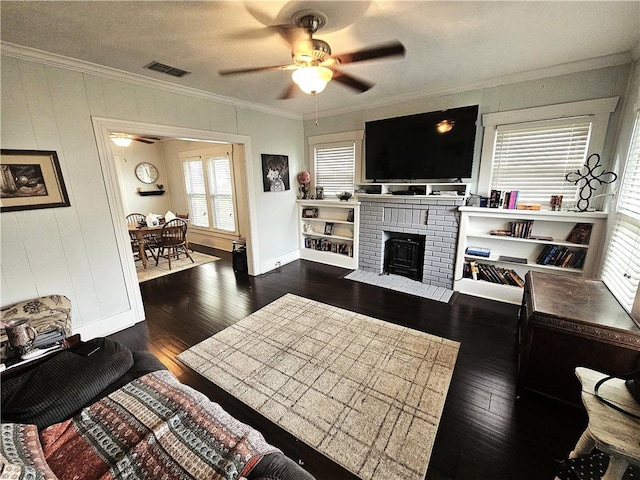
<box><xmin>2</xmin><ymin>1</ymin><xmax>639</xmax><ymax>118</ymax></box>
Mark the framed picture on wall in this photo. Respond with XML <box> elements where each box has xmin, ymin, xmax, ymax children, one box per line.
<box><xmin>0</xmin><ymin>149</ymin><xmax>71</xmax><ymax>212</ymax></box>
<box><xmin>261</xmin><ymin>154</ymin><xmax>290</xmax><ymax>192</ymax></box>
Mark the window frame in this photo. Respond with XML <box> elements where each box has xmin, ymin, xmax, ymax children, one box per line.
<box><xmin>601</xmin><ymin>108</ymin><xmax>640</xmax><ymax>320</ymax></box>
<box><xmin>179</xmin><ymin>144</ymin><xmax>239</xmax><ymax>235</ymax></box>
<box><xmin>478</xmin><ymin>97</ymin><xmax>619</xmax><ymax>199</ymax></box>
<box><xmin>308</xmin><ymin>130</ymin><xmax>363</xmax><ymax>194</ymax></box>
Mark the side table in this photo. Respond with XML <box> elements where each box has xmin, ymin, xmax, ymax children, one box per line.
<box><xmin>1</xmin><ymin>334</ymin><xmax>80</xmax><ymax>380</ymax></box>
<box><xmin>556</xmin><ymin>367</ymin><xmax>640</xmax><ymax>480</ymax></box>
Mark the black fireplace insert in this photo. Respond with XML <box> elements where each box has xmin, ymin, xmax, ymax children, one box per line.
<box><xmin>384</xmin><ymin>233</ymin><xmax>426</xmax><ymax>281</ymax></box>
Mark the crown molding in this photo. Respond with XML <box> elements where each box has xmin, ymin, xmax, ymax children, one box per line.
<box><xmin>309</xmin><ymin>51</ymin><xmax>635</xmax><ymax>121</ymax></box>
<box><xmin>1</xmin><ymin>42</ymin><xmax>303</xmax><ymax>121</ymax></box>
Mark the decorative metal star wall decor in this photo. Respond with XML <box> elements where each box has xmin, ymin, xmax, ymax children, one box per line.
<box><xmin>565</xmin><ymin>153</ymin><xmax>617</xmax><ymax>212</ymax></box>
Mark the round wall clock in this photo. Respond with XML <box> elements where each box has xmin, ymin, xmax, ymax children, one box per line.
<box><xmin>135</xmin><ymin>162</ymin><xmax>158</xmax><ymax>184</ymax></box>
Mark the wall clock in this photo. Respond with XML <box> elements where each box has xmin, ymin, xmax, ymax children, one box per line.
<box><xmin>135</xmin><ymin>162</ymin><xmax>158</xmax><ymax>184</ymax></box>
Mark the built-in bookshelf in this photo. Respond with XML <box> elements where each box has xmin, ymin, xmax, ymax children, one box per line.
<box><xmin>297</xmin><ymin>200</ymin><xmax>360</xmax><ymax>270</ymax></box>
<box><xmin>355</xmin><ymin>182</ymin><xmax>470</xmax><ymax>198</ymax></box>
<box><xmin>454</xmin><ymin>207</ymin><xmax>607</xmax><ymax>304</ymax></box>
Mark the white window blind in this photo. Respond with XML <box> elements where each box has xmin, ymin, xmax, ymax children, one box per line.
<box><xmin>314</xmin><ymin>141</ymin><xmax>356</xmax><ymax>196</ymax></box>
<box><xmin>601</xmin><ymin>110</ymin><xmax>640</xmax><ymax>312</ymax></box>
<box><xmin>183</xmin><ymin>159</ymin><xmax>209</xmax><ymax>228</ymax></box>
<box><xmin>207</xmin><ymin>155</ymin><xmax>235</xmax><ymax>232</ymax></box>
<box><xmin>490</xmin><ymin>118</ymin><xmax>592</xmax><ymax>204</ymax></box>
<box><xmin>181</xmin><ymin>146</ymin><xmax>238</xmax><ymax>235</ymax></box>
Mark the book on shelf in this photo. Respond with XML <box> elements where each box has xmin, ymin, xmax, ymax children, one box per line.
<box><xmin>465</xmin><ymin>246</ymin><xmax>491</xmax><ymax>257</ymax></box>
<box><xmin>304</xmin><ymin>237</ymin><xmax>353</xmax><ymax>257</ymax></box>
<box><xmin>463</xmin><ymin>261</ymin><xmax>524</xmax><ymax>287</ymax></box>
<box><xmin>566</xmin><ymin>223</ymin><xmax>593</xmax><ymax>244</ymax></box>
<box><xmin>509</xmin><ymin>220</ymin><xmax>534</xmax><ymax>238</ymax></box>
<box><xmin>535</xmin><ymin>245</ymin><xmax>586</xmax><ymax>268</ymax></box>
<box><xmin>490</xmin><ymin>229</ymin><xmax>512</xmax><ymax>236</ymax></box>
<box><xmin>502</xmin><ymin>190</ymin><xmax>519</xmax><ymax>209</ymax></box>
<box><xmin>498</xmin><ymin>255</ymin><xmax>528</xmax><ymax>264</ymax></box>
<box><xmin>516</xmin><ymin>203</ymin><xmax>541</xmax><ymax>210</ymax></box>
<box><xmin>528</xmin><ymin>235</ymin><xmax>554</xmax><ymax>241</ymax></box>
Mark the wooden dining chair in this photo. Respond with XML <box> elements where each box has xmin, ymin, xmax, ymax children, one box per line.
<box><xmin>126</xmin><ymin>213</ymin><xmax>157</xmax><ymax>263</ymax></box>
<box><xmin>176</xmin><ymin>214</ymin><xmax>193</xmax><ymax>251</ymax></box>
<box><xmin>126</xmin><ymin>213</ymin><xmax>146</xmax><ymax>226</ymax></box>
<box><xmin>155</xmin><ymin>218</ymin><xmax>193</xmax><ymax>270</ymax></box>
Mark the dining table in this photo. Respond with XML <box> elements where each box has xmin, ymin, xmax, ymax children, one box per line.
<box><xmin>128</xmin><ymin>224</ymin><xmax>163</xmax><ymax>269</ymax></box>
<box><xmin>128</xmin><ymin>221</ymin><xmax>191</xmax><ymax>269</ymax></box>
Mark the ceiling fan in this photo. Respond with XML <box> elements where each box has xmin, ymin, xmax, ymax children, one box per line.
<box><xmin>218</xmin><ymin>11</ymin><xmax>405</xmax><ymax>99</ymax></box>
<box><xmin>110</xmin><ymin>133</ymin><xmax>161</xmax><ymax>147</ymax></box>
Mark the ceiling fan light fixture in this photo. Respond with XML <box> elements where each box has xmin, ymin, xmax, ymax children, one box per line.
<box><xmin>436</xmin><ymin>120</ymin><xmax>455</xmax><ymax>134</ymax></box>
<box><xmin>292</xmin><ymin>66</ymin><xmax>333</xmax><ymax>95</ymax></box>
<box><xmin>111</xmin><ymin>134</ymin><xmax>133</xmax><ymax>147</ymax></box>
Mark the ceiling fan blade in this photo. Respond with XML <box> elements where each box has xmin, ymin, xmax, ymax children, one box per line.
<box><xmin>331</xmin><ymin>70</ymin><xmax>374</xmax><ymax>93</ymax></box>
<box><xmin>133</xmin><ymin>138</ymin><xmax>155</xmax><ymax>144</ymax></box>
<box><xmin>218</xmin><ymin>64</ymin><xmax>294</xmax><ymax>76</ymax></box>
<box><xmin>334</xmin><ymin>41</ymin><xmax>405</xmax><ymax>65</ymax></box>
<box><xmin>278</xmin><ymin>83</ymin><xmax>298</xmax><ymax>100</ymax></box>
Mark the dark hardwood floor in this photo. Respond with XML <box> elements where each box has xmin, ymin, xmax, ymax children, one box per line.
<box><xmin>112</xmin><ymin>245</ymin><xmax>587</xmax><ymax>480</ymax></box>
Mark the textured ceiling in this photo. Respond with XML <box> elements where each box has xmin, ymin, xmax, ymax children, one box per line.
<box><xmin>1</xmin><ymin>1</ymin><xmax>639</xmax><ymax>118</ymax></box>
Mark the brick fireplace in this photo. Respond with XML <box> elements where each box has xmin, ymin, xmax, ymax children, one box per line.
<box><xmin>358</xmin><ymin>196</ymin><xmax>465</xmax><ymax>289</ymax></box>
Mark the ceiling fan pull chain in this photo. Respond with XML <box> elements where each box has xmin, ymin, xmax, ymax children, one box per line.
<box><xmin>315</xmin><ymin>95</ymin><xmax>320</xmax><ymax>126</ymax></box>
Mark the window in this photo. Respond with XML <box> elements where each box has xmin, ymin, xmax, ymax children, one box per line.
<box><xmin>479</xmin><ymin>97</ymin><xmax>619</xmax><ymax>206</ymax></box>
<box><xmin>601</xmin><ymin>110</ymin><xmax>640</xmax><ymax>313</ymax></box>
<box><xmin>308</xmin><ymin>130</ymin><xmax>363</xmax><ymax>197</ymax></box>
<box><xmin>181</xmin><ymin>146</ymin><xmax>237</xmax><ymax>233</ymax></box>
<box><xmin>490</xmin><ymin>118</ymin><xmax>592</xmax><ymax>204</ymax></box>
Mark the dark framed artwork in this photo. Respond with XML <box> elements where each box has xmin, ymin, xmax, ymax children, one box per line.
<box><xmin>261</xmin><ymin>154</ymin><xmax>290</xmax><ymax>192</ymax></box>
<box><xmin>302</xmin><ymin>207</ymin><xmax>319</xmax><ymax>218</ymax></box>
<box><xmin>324</xmin><ymin>222</ymin><xmax>334</xmax><ymax>235</ymax></box>
<box><xmin>1</xmin><ymin>150</ymin><xmax>70</xmax><ymax>212</ymax></box>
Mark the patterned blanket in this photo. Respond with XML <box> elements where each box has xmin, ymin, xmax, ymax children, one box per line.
<box><xmin>39</xmin><ymin>370</ymin><xmax>279</xmax><ymax>480</ymax></box>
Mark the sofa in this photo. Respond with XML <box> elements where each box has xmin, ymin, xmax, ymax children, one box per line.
<box><xmin>0</xmin><ymin>296</ymin><xmax>314</xmax><ymax>480</ymax></box>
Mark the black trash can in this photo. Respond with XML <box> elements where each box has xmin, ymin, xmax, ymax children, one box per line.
<box><xmin>232</xmin><ymin>240</ymin><xmax>247</xmax><ymax>273</ymax></box>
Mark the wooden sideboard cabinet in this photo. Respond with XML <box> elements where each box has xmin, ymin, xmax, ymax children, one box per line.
<box><xmin>517</xmin><ymin>271</ymin><xmax>640</xmax><ymax>407</ymax></box>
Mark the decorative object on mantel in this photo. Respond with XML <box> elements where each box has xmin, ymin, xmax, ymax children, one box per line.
<box><xmin>297</xmin><ymin>171</ymin><xmax>311</xmax><ymax>199</ymax></box>
<box><xmin>336</xmin><ymin>191</ymin><xmax>352</xmax><ymax>201</ymax></box>
<box><xmin>0</xmin><ymin>149</ymin><xmax>71</xmax><ymax>212</ymax></box>
<box><xmin>565</xmin><ymin>153</ymin><xmax>617</xmax><ymax>212</ymax></box>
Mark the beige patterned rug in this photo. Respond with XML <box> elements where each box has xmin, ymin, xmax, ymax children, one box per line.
<box><xmin>136</xmin><ymin>251</ymin><xmax>219</xmax><ymax>282</ymax></box>
<box><xmin>178</xmin><ymin>294</ymin><xmax>460</xmax><ymax>480</ymax></box>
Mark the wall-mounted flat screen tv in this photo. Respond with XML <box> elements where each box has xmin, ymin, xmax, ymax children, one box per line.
<box><xmin>365</xmin><ymin>105</ymin><xmax>479</xmax><ymax>181</ymax></box>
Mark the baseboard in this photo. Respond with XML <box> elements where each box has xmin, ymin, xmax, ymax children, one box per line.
<box><xmin>260</xmin><ymin>249</ymin><xmax>300</xmax><ymax>274</ymax></box>
<box><xmin>73</xmin><ymin>310</ymin><xmax>143</xmax><ymax>340</ymax></box>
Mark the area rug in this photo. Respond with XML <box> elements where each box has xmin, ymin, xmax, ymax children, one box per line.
<box><xmin>136</xmin><ymin>251</ymin><xmax>219</xmax><ymax>282</ymax></box>
<box><xmin>178</xmin><ymin>293</ymin><xmax>460</xmax><ymax>480</ymax></box>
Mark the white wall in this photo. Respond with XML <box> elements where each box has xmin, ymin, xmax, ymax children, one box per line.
<box><xmin>112</xmin><ymin>140</ymin><xmax>171</xmax><ymax>215</ymax></box>
<box><xmin>1</xmin><ymin>54</ymin><xmax>303</xmax><ymax>338</ymax></box>
<box><xmin>304</xmin><ymin>64</ymin><xmax>632</xmax><ymax>197</ymax></box>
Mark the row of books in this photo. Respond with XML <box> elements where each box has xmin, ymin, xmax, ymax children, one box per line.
<box><xmin>464</xmin><ymin>261</ymin><xmax>525</xmax><ymax>287</ymax></box>
<box><xmin>489</xmin><ymin>190</ymin><xmax>520</xmax><ymax>209</ymax></box>
<box><xmin>304</xmin><ymin>238</ymin><xmax>353</xmax><ymax>257</ymax></box>
<box><xmin>536</xmin><ymin>245</ymin><xmax>586</xmax><ymax>268</ymax></box>
<box><xmin>489</xmin><ymin>220</ymin><xmax>536</xmax><ymax>238</ymax></box>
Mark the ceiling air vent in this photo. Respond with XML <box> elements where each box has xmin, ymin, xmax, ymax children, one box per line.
<box><xmin>144</xmin><ymin>61</ymin><xmax>190</xmax><ymax>78</ymax></box>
